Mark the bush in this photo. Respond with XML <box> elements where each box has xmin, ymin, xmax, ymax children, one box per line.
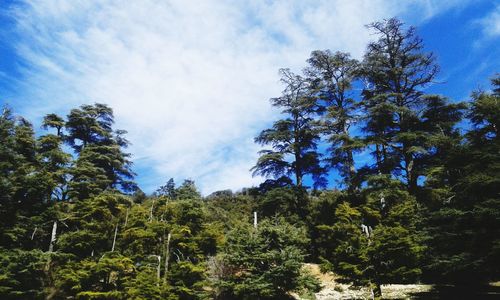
<box><xmin>210</xmin><ymin>218</ymin><xmax>318</xmax><ymax>299</ymax></box>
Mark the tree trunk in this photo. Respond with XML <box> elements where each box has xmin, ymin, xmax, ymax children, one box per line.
<box><xmin>31</xmin><ymin>226</ymin><xmax>38</xmax><ymax>240</ymax></box>
<box><xmin>342</xmin><ymin>121</ymin><xmax>356</xmax><ymax>191</ymax></box>
<box><xmin>295</xmin><ymin>150</ymin><xmax>303</xmax><ymax>188</ymax></box>
<box><xmin>371</xmin><ymin>282</ymin><xmax>382</xmax><ymax>299</ymax></box>
<box><xmin>149</xmin><ymin>199</ymin><xmax>155</xmax><ymax>222</ymax></box>
<box><xmin>346</xmin><ymin>147</ymin><xmax>356</xmax><ymax>192</ymax></box>
<box><xmin>156</xmin><ymin>255</ymin><xmax>161</xmax><ymax>287</ymax></box>
<box><xmin>163</xmin><ymin>233</ymin><xmax>171</xmax><ymax>284</ymax></box>
<box><xmin>48</xmin><ymin>221</ymin><xmax>57</xmax><ymax>252</ymax></box>
<box><xmin>375</xmin><ymin>144</ymin><xmax>382</xmax><ymax>174</ymax></box>
<box><xmin>296</xmin><ymin>172</ymin><xmax>303</xmax><ymax>188</ymax></box>
<box><xmin>111</xmin><ymin>223</ymin><xmax>118</xmax><ymax>252</ymax></box>
<box><xmin>404</xmin><ymin>151</ymin><xmax>417</xmax><ymax>195</ymax></box>
<box><xmin>124</xmin><ymin>207</ymin><xmax>129</xmax><ymax>227</ymax></box>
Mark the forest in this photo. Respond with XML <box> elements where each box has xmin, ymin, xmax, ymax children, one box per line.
<box><xmin>0</xmin><ymin>18</ymin><xmax>499</xmax><ymax>299</ymax></box>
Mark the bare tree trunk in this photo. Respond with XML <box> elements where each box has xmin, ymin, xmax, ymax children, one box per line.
<box><xmin>149</xmin><ymin>199</ymin><xmax>155</xmax><ymax>222</ymax></box>
<box><xmin>156</xmin><ymin>255</ymin><xmax>161</xmax><ymax>287</ymax></box>
<box><xmin>253</xmin><ymin>212</ymin><xmax>258</xmax><ymax>228</ymax></box>
<box><xmin>31</xmin><ymin>226</ymin><xmax>38</xmax><ymax>240</ymax></box>
<box><xmin>111</xmin><ymin>223</ymin><xmax>118</xmax><ymax>252</ymax></box>
<box><xmin>48</xmin><ymin>221</ymin><xmax>57</xmax><ymax>252</ymax></box>
<box><xmin>124</xmin><ymin>207</ymin><xmax>129</xmax><ymax>227</ymax></box>
<box><xmin>163</xmin><ymin>233</ymin><xmax>171</xmax><ymax>284</ymax></box>
<box><xmin>342</xmin><ymin>123</ymin><xmax>356</xmax><ymax>191</ymax></box>
<box><xmin>346</xmin><ymin>148</ymin><xmax>356</xmax><ymax>192</ymax></box>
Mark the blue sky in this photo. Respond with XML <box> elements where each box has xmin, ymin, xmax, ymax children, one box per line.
<box><xmin>0</xmin><ymin>0</ymin><xmax>499</xmax><ymax>194</ymax></box>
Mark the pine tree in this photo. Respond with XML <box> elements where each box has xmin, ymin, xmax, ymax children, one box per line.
<box><xmin>425</xmin><ymin>76</ymin><xmax>500</xmax><ymax>283</ymax></box>
<box><xmin>156</xmin><ymin>178</ymin><xmax>177</xmax><ymax>199</ymax></box>
<box><xmin>328</xmin><ymin>178</ymin><xmax>426</xmax><ymax>298</ymax></box>
<box><xmin>212</xmin><ymin>218</ymin><xmax>319</xmax><ymax>299</ymax></box>
<box><xmin>252</xmin><ymin>69</ymin><xmax>326</xmax><ymax>189</ymax></box>
<box><xmin>361</xmin><ymin>18</ymin><xmax>440</xmax><ymax>193</ymax></box>
<box><xmin>0</xmin><ymin>108</ymin><xmax>53</xmax><ymax>248</ymax></box>
<box><xmin>176</xmin><ymin>179</ymin><xmax>201</xmax><ymax>200</ymax></box>
<box><xmin>63</xmin><ymin>103</ymin><xmax>136</xmax><ymax>199</ymax></box>
<box><xmin>306</xmin><ymin>50</ymin><xmax>363</xmax><ymax>190</ymax></box>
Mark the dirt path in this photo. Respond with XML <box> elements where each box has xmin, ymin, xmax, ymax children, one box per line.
<box><xmin>295</xmin><ymin>263</ymin><xmax>433</xmax><ymax>300</ymax></box>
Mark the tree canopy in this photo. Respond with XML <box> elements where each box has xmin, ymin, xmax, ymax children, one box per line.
<box><xmin>0</xmin><ymin>17</ymin><xmax>498</xmax><ymax>300</ymax></box>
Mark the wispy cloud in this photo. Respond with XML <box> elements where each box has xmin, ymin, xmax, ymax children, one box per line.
<box><xmin>4</xmin><ymin>0</ymin><xmax>472</xmax><ymax>194</ymax></box>
<box><xmin>476</xmin><ymin>3</ymin><xmax>500</xmax><ymax>38</ymax></box>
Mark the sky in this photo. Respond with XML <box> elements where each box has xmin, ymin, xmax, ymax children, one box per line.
<box><xmin>0</xmin><ymin>0</ymin><xmax>498</xmax><ymax>195</ymax></box>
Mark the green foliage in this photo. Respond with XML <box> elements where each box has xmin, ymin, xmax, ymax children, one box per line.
<box><xmin>424</xmin><ymin>76</ymin><xmax>500</xmax><ymax>283</ymax></box>
<box><xmin>176</xmin><ymin>179</ymin><xmax>202</xmax><ymax>200</ymax></box>
<box><xmin>64</xmin><ymin>103</ymin><xmax>136</xmax><ymax>199</ymax></box>
<box><xmin>211</xmin><ymin>218</ymin><xmax>317</xmax><ymax>299</ymax></box>
<box><xmin>0</xmin><ymin>249</ymin><xmax>48</xmax><ymax>299</ymax></box>
<box><xmin>0</xmin><ymin>19</ymin><xmax>499</xmax><ymax>300</ymax></box>
<box><xmin>317</xmin><ymin>178</ymin><xmax>426</xmax><ymax>292</ymax></box>
<box><xmin>258</xmin><ymin>187</ymin><xmax>309</xmax><ymax>222</ymax></box>
<box><xmin>157</xmin><ymin>178</ymin><xmax>177</xmax><ymax>199</ymax></box>
<box><xmin>252</xmin><ymin>69</ymin><xmax>326</xmax><ymax>188</ymax></box>
<box><xmin>306</xmin><ymin>50</ymin><xmax>362</xmax><ymax>189</ymax></box>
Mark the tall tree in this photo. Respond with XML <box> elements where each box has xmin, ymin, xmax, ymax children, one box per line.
<box><xmin>41</xmin><ymin>113</ymin><xmax>65</xmax><ymax>137</ymax></box>
<box><xmin>0</xmin><ymin>108</ymin><xmax>53</xmax><ymax>248</ymax></box>
<box><xmin>252</xmin><ymin>69</ymin><xmax>326</xmax><ymax>188</ymax></box>
<box><xmin>156</xmin><ymin>178</ymin><xmax>177</xmax><ymax>199</ymax></box>
<box><xmin>63</xmin><ymin>104</ymin><xmax>136</xmax><ymax>200</ymax></box>
<box><xmin>361</xmin><ymin>18</ymin><xmax>439</xmax><ymax>193</ymax></box>
<box><xmin>306</xmin><ymin>50</ymin><xmax>362</xmax><ymax>190</ymax></box>
<box><xmin>327</xmin><ymin>177</ymin><xmax>426</xmax><ymax>298</ymax></box>
<box><xmin>39</xmin><ymin>113</ymin><xmax>72</xmax><ymax>201</ymax></box>
<box><xmin>36</xmin><ymin>134</ymin><xmax>71</xmax><ymax>201</ymax></box>
<box><xmin>176</xmin><ymin>179</ymin><xmax>201</xmax><ymax>200</ymax></box>
<box><xmin>65</xmin><ymin>103</ymin><xmax>114</xmax><ymax>153</ymax></box>
<box><xmin>425</xmin><ymin>76</ymin><xmax>500</xmax><ymax>283</ymax></box>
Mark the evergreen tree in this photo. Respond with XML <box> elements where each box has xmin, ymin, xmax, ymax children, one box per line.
<box><xmin>328</xmin><ymin>177</ymin><xmax>426</xmax><ymax>297</ymax></box>
<box><xmin>252</xmin><ymin>69</ymin><xmax>326</xmax><ymax>188</ymax></box>
<box><xmin>41</xmin><ymin>113</ymin><xmax>65</xmax><ymax>137</ymax></box>
<box><xmin>176</xmin><ymin>179</ymin><xmax>201</xmax><ymax>200</ymax></box>
<box><xmin>425</xmin><ymin>76</ymin><xmax>500</xmax><ymax>283</ymax></box>
<box><xmin>361</xmin><ymin>18</ymin><xmax>439</xmax><ymax>193</ymax></box>
<box><xmin>37</xmin><ymin>133</ymin><xmax>71</xmax><ymax>201</ymax></box>
<box><xmin>306</xmin><ymin>50</ymin><xmax>362</xmax><ymax>190</ymax></box>
<box><xmin>157</xmin><ymin>178</ymin><xmax>177</xmax><ymax>199</ymax></box>
<box><xmin>63</xmin><ymin>103</ymin><xmax>136</xmax><ymax>199</ymax></box>
<box><xmin>0</xmin><ymin>108</ymin><xmax>53</xmax><ymax>248</ymax></box>
<box><xmin>212</xmin><ymin>218</ymin><xmax>319</xmax><ymax>299</ymax></box>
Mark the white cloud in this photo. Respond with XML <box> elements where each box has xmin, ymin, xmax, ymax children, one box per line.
<box><xmin>477</xmin><ymin>4</ymin><xmax>500</xmax><ymax>38</ymax></box>
<box><xmin>6</xmin><ymin>0</ymin><xmax>471</xmax><ymax>194</ymax></box>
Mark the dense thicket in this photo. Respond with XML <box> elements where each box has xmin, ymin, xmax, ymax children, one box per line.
<box><xmin>0</xmin><ymin>18</ymin><xmax>498</xmax><ymax>299</ymax></box>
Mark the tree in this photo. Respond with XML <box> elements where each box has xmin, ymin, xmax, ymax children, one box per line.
<box><xmin>361</xmin><ymin>18</ymin><xmax>440</xmax><ymax>193</ymax></box>
<box><xmin>0</xmin><ymin>249</ymin><xmax>48</xmax><ymax>299</ymax></box>
<box><xmin>0</xmin><ymin>108</ymin><xmax>53</xmax><ymax>248</ymax></box>
<box><xmin>424</xmin><ymin>76</ymin><xmax>500</xmax><ymax>283</ymax></box>
<box><xmin>63</xmin><ymin>103</ymin><xmax>136</xmax><ymax>199</ymax></box>
<box><xmin>156</xmin><ymin>178</ymin><xmax>177</xmax><ymax>199</ymax></box>
<box><xmin>327</xmin><ymin>179</ymin><xmax>425</xmax><ymax>298</ymax></box>
<box><xmin>176</xmin><ymin>179</ymin><xmax>201</xmax><ymax>200</ymax></box>
<box><xmin>306</xmin><ymin>50</ymin><xmax>362</xmax><ymax>190</ymax></box>
<box><xmin>252</xmin><ymin>69</ymin><xmax>326</xmax><ymax>189</ymax></box>
<box><xmin>211</xmin><ymin>218</ymin><xmax>319</xmax><ymax>299</ymax></box>
<box><xmin>258</xmin><ymin>187</ymin><xmax>309</xmax><ymax>222</ymax></box>
<box><xmin>41</xmin><ymin>113</ymin><xmax>65</xmax><ymax>137</ymax></box>
<box><xmin>37</xmin><ymin>133</ymin><xmax>71</xmax><ymax>201</ymax></box>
